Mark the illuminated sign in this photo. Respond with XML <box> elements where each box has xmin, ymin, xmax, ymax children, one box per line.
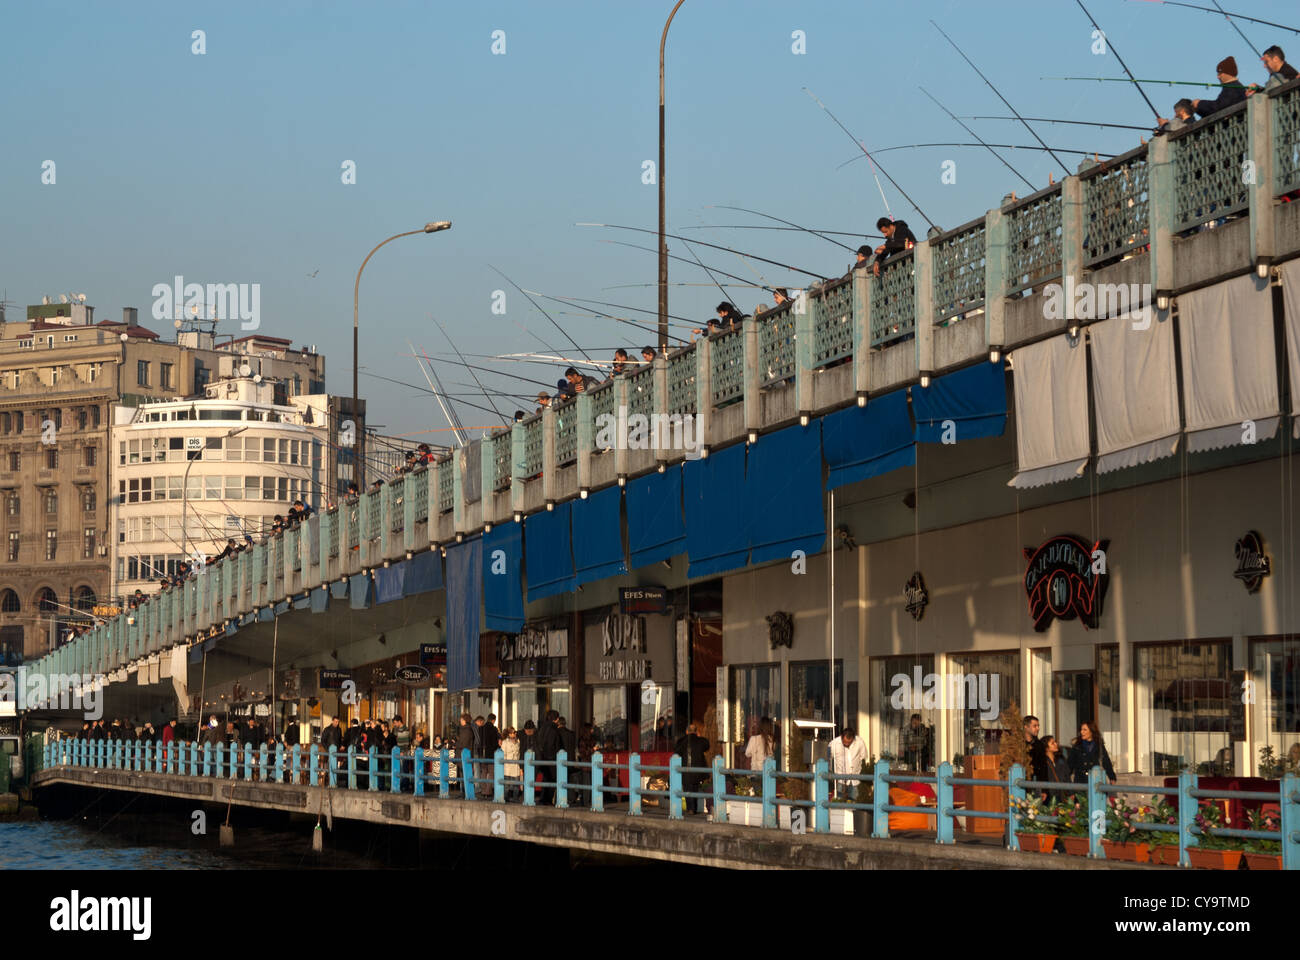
<box><xmin>1023</xmin><ymin>535</ymin><xmax>1108</xmax><ymax>632</ymax></box>
<box><xmin>1234</xmin><ymin>531</ymin><xmax>1270</xmax><ymax>594</ymax></box>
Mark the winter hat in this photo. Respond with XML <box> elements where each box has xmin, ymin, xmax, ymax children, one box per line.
<box><xmin>1216</xmin><ymin>56</ymin><xmax>1237</xmax><ymax>76</ymax></box>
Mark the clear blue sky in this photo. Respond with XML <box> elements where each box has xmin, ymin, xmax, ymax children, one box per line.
<box><xmin>2</xmin><ymin>0</ymin><xmax>1294</xmax><ymax>440</ymax></box>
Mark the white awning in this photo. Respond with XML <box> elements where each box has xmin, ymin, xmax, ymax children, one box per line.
<box><xmin>1281</xmin><ymin>260</ymin><xmax>1300</xmax><ymax>437</ymax></box>
<box><xmin>1009</xmin><ymin>334</ymin><xmax>1090</xmax><ymax>488</ymax></box>
<box><xmin>1089</xmin><ymin>312</ymin><xmax>1180</xmax><ymax>473</ymax></box>
<box><xmin>1179</xmin><ymin>274</ymin><xmax>1278</xmax><ymax>452</ymax></box>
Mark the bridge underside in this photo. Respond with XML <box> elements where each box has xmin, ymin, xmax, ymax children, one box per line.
<box><xmin>33</xmin><ymin>767</ymin><xmax>1144</xmax><ymax>870</ymax></box>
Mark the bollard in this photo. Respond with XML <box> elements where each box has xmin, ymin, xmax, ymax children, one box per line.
<box><xmin>668</xmin><ymin>755</ymin><xmax>683</xmax><ymax>820</ymax></box>
<box><xmin>712</xmin><ymin>756</ymin><xmax>728</xmax><ymax>824</ymax></box>
<box><xmin>761</xmin><ymin>757</ymin><xmax>777</xmax><ymax>829</ymax></box>
<box><xmin>629</xmin><ymin>753</ymin><xmax>642</xmax><ymax>816</ymax></box>
<box><xmin>814</xmin><ymin>758</ymin><xmax>830</xmax><ymax>834</ymax></box>
<box><xmin>557</xmin><ymin>750</ymin><xmax>569</xmax><ymax>809</ymax></box>
<box><xmin>591</xmin><ymin>752</ymin><xmax>604</xmax><ymax>813</ymax></box>
<box><xmin>936</xmin><ymin>761</ymin><xmax>955</xmax><ymax>845</ymax></box>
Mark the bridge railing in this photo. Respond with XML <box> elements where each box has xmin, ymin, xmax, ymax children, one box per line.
<box><xmin>43</xmin><ymin>740</ymin><xmax>1299</xmax><ymax>867</ymax></box>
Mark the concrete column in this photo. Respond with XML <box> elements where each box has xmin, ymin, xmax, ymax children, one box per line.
<box><xmin>576</xmin><ymin>392</ymin><xmax>593</xmax><ymax>492</ymax></box>
<box><xmin>452</xmin><ymin>448</ymin><xmax>466</xmax><ymax>536</ymax></box>
<box><xmin>742</xmin><ymin>316</ymin><xmax>760</xmax><ymax>437</ymax></box>
<box><xmin>913</xmin><ymin>240</ymin><xmax>934</xmax><ymax>377</ymax></box>
<box><xmin>509</xmin><ymin>422</ymin><xmax>525</xmax><ymax>518</ymax></box>
<box><xmin>479</xmin><ymin>437</ymin><xmax>495</xmax><ymax>529</ymax></box>
<box><xmin>795</xmin><ymin>289</ymin><xmax>816</xmax><ymax>415</ymax></box>
<box><xmin>851</xmin><ymin>267</ymin><xmax>872</xmax><ymax>396</ymax></box>
<box><xmin>541</xmin><ymin>405</ymin><xmax>557</xmax><ymax>503</ymax></box>
<box><xmin>613</xmin><ymin>376</ymin><xmax>630</xmax><ymax>479</ymax></box>
<box><xmin>1147</xmin><ymin>135</ymin><xmax>1175</xmax><ymax>304</ymax></box>
<box><xmin>984</xmin><ymin>207</ymin><xmax>1008</xmax><ymax>351</ymax></box>
<box><xmin>426</xmin><ymin>461</ymin><xmax>438</xmax><ymax>547</ymax></box>
<box><xmin>1060</xmin><ymin>174</ymin><xmax>1084</xmax><ymax>291</ymax></box>
<box><xmin>653</xmin><ymin>354</ymin><xmax>668</xmax><ymax>461</ymax></box>
<box><xmin>1247</xmin><ymin>92</ymin><xmax>1275</xmax><ymax>271</ymax></box>
<box><xmin>693</xmin><ymin>336</ymin><xmax>712</xmax><ymax>449</ymax></box>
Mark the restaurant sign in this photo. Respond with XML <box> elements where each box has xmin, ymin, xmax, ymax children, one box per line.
<box><xmin>1023</xmin><ymin>535</ymin><xmax>1108</xmax><ymax>632</ymax></box>
<box><xmin>619</xmin><ymin>586</ymin><xmax>667</xmax><ymax>616</ymax></box>
<box><xmin>318</xmin><ymin>668</ymin><xmax>351</xmax><ymax>690</ymax></box>
<box><xmin>395</xmin><ymin>665</ymin><xmax>430</xmax><ymax>684</ymax></box>
<box><xmin>1233</xmin><ymin>531</ymin><xmax>1270</xmax><ymax>594</ymax></box>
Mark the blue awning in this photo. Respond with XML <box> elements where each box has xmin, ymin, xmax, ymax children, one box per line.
<box><xmin>349</xmin><ymin>573</ymin><xmax>371</xmax><ymax>610</ymax></box>
<box><xmin>329</xmin><ymin>580</ymin><xmax>349</xmax><ymax>601</ymax></box>
<box><xmin>525</xmin><ymin>501</ymin><xmax>576</xmax><ymax>601</ymax></box>
<box><xmin>403</xmin><ymin>549</ymin><xmax>443</xmax><ymax>596</ymax></box>
<box><xmin>746</xmin><ymin>423</ymin><xmax>825</xmax><ymax>563</ymax></box>
<box><xmin>572</xmin><ymin>486</ymin><xmax>627</xmax><ymax>586</ymax></box>
<box><xmin>627</xmin><ymin>465</ymin><xmax>686</xmax><ymax>569</ymax></box>
<box><xmin>822</xmin><ymin>389</ymin><xmax>916</xmax><ymax>490</ymax></box>
<box><xmin>484</xmin><ymin>523</ymin><xmax>524</xmax><ymax>633</ymax></box>
<box><xmin>292</xmin><ymin>592</ymin><xmax>311</xmax><ymax>610</ymax></box>
<box><xmin>374</xmin><ymin>563</ymin><xmax>406</xmax><ymax>605</ymax></box>
<box><xmin>912</xmin><ymin>361</ymin><xmax>1008</xmax><ymax>443</ymax></box>
<box><xmin>274</xmin><ymin>600</ymin><xmax>291</xmax><ymax>617</ymax></box>
<box><xmin>310</xmin><ymin>587</ymin><xmax>329</xmax><ymax>613</ymax></box>
<box><xmin>684</xmin><ymin>443</ymin><xmax>750</xmax><ymax>578</ymax></box>
<box><xmin>446</xmin><ymin>538</ymin><xmax>482</xmax><ymax>693</ymax></box>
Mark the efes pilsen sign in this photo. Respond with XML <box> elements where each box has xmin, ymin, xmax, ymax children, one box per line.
<box><xmin>1023</xmin><ymin>535</ymin><xmax>1108</xmax><ymax>632</ymax></box>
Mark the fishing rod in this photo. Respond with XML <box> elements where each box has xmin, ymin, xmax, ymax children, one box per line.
<box><xmin>523</xmin><ymin>288</ymin><xmax>693</xmax><ymax>343</ymax></box>
<box><xmin>802</xmin><ymin>87</ymin><xmax>936</xmax><ymax>230</ymax></box>
<box><xmin>415</xmin><ymin>344</ymin><xmax>471</xmax><ymax>441</ymax></box>
<box><xmin>600</xmin><ymin>237</ymin><xmax>783</xmax><ymax>294</ymax></box>
<box><xmin>918</xmin><ymin>86</ymin><xmax>1036</xmax><ymax>192</ymax></box>
<box><xmin>681</xmin><ymin>237</ymin><xmax>742</xmax><ymax>309</ymax></box>
<box><xmin>390</xmin><ymin>355</ymin><xmax>558</xmax><ymax>391</ymax></box>
<box><xmin>1043</xmin><ymin>76</ymin><xmax>1240</xmax><ymax>87</ymax></box>
<box><xmin>1128</xmin><ymin>0</ymin><xmax>1300</xmax><ymax>37</ymax></box>
<box><xmin>962</xmin><ymin>115</ymin><xmax>1151</xmax><ymax>131</ymax></box>
<box><xmin>685</xmin><ymin>224</ymin><xmax>883</xmax><ymax>239</ymax></box>
<box><xmin>360</xmin><ymin>369</ymin><xmax>511</xmax><ymax>420</ymax></box>
<box><xmin>432</xmin><ymin>320</ymin><xmax>509</xmax><ymax>426</ymax></box>
<box><xmin>709</xmin><ymin>204</ymin><xmax>857</xmax><ymax>252</ymax></box>
<box><xmin>838</xmin><ymin>143</ymin><xmax>1115</xmax><ymax>171</ymax></box>
<box><xmin>578</xmin><ymin>222</ymin><xmax>830</xmax><ymax>280</ymax></box>
<box><xmin>1073</xmin><ymin>0</ymin><xmax>1161</xmax><ymax>119</ymax></box>
<box><xmin>1207</xmin><ymin>0</ymin><xmax>1263</xmax><ymax>59</ymax></box>
<box><xmin>489</xmin><ymin>264</ymin><xmax>594</xmax><ymax>364</ymax></box>
<box><xmin>930</xmin><ymin>20</ymin><xmax>1070</xmax><ymax>174</ymax></box>
<box><xmin>603</xmin><ymin>281</ymin><xmax>770</xmax><ymax>291</ymax></box>
<box><xmin>408</xmin><ymin>342</ymin><xmax>464</xmax><ymax>441</ymax></box>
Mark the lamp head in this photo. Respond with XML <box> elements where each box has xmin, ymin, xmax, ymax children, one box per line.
<box><xmin>424</xmin><ymin>221</ymin><xmax>452</xmax><ymax>233</ymax></box>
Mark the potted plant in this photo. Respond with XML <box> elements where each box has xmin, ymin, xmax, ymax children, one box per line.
<box><xmin>1145</xmin><ymin>797</ymin><xmax>1182</xmax><ymax>865</ymax></box>
<box><xmin>776</xmin><ymin>776</ymin><xmax>809</xmax><ymax>830</ymax></box>
<box><xmin>1243</xmin><ymin>807</ymin><xmax>1282</xmax><ymax>871</ymax></box>
<box><xmin>1187</xmin><ymin>801</ymin><xmax>1245</xmax><ymax>870</ymax></box>
<box><xmin>726</xmin><ymin>775</ymin><xmax>763</xmax><ymax>826</ymax></box>
<box><xmin>1010</xmin><ymin>795</ymin><xmax>1057</xmax><ymax>853</ymax></box>
<box><xmin>825</xmin><ymin>764</ymin><xmax>873</xmax><ymax>836</ymax></box>
<box><xmin>1052</xmin><ymin>794</ymin><xmax>1092</xmax><ymax>855</ymax></box>
<box><xmin>1100</xmin><ymin>797</ymin><xmax>1150</xmax><ymax>862</ymax></box>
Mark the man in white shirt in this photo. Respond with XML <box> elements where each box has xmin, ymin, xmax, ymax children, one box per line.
<box><xmin>829</xmin><ymin>726</ymin><xmax>867</xmax><ymax>800</ymax></box>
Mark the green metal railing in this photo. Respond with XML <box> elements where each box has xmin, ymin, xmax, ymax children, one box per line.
<box><xmin>931</xmin><ymin>219</ymin><xmax>987</xmax><ymax>324</ymax></box>
<box><xmin>871</xmin><ymin>252</ymin><xmax>916</xmax><ymax>347</ymax></box>
<box><xmin>521</xmin><ymin>417</ymin><xmax>543</xmax><ymax>477</ymax></box>
<box><xmin>626</xmin><ymin>366</ymin><xmax>655</xmax><ymax>419</ymax></box>
<box><xmin>1271</xmin><ymin>79</ymin><xmax>1300</xmax><ymax>195</ymax></box>
<box><xmin>410</xmin><ymin>467</ymin><xmax>428</xmax><ymax>522</ymax></box>
<box><xmin>437</xmin><ymin>458</ymin><xmax>454</xmax><ymax>512</ymax></box>
<box><xmin>758</xmin><ymin>306</ymin><xmax>796</xmax><ymax>386</ymax></box>
<box><xmin>667</xmin><ymin>345</ymin><xmax>697</xmax><ymax>415</ymax></box>
<box><xmin>589</xmin><ymin>381</ymin><xmax>618</xmax><ymax>450</ymax></box>
<box><xmin>1171</xmin><ymin>101</ymin><xmax>1249</xmax><ymax>233</ymax></box>
<box><xmin>1081</xmin><ymin>146</ymin><xmax>1149</xmax><ymax>267</ymax></box>
<box><xmin>554</xmin><ymin>400</ymin><xmax>578</xmax><ymax>466</ymax></box>
<box><xmin>490</xmin><ymin>431</ymin><xmax>512</xmax><ymax>491</ymax></box>
<box><xmin>388</xmin><ymin>475</ymin><xmax>405</xmax><ymax>533</ymax></box>
<box><xmin>813</xmin><ymin>278</ymin><xmax>855</xmax><ymax>365</ymax></box>
<box><xmin>1005</xmin><ymin>186</ymin><xmax>1063</xmax><ymax>294</ymax></box>
<box><xmin>711</xmin><ymin>328</ymin><xmax>744</xmax><ymax>405</ymax></box>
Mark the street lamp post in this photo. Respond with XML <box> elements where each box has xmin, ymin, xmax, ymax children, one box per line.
<box><xmin>352</xmin><ymin>221</ymin><xmax>452</xmax><ymax>487</ymax></box>
<box><xmin>659</xmin><ymin>0</ymin><xmax>687</xmax><ymax>355</ymax></box>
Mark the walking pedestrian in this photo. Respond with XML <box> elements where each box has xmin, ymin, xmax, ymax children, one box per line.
<box><xmin>673</xmin><ymin>723</ymin><xmax>711</xmax><ymax>815</ymax></box>
<box><xmin>536</xmin><ymin>710</ymin><xmax>563</xmax><ymax>805</ymax></box>
<box><xmin>502</xmin><ymin>727</ymin><xmax>522</xmax><ymax>801</ymax></box>
<box><xmin>829</xmin><ymin>727</ymin><xmax>867</xmax><ymax>800</ymax></box>
<box><xmin>1067</xmin><ymin>721</ymin><xmax>1116</xmax><ymax>784</ymax></box>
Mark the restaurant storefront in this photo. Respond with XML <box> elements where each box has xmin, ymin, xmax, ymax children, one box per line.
<box><xmin>583</xmin><ymin>602</ymin><xmax>677</xmax><ymax>753</ymax></box>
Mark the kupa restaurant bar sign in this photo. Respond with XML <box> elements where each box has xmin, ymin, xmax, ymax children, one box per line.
<box><xmin>1023</xmin><ymin>535</ymin><xmax>1108</xmax><ymax>632</ymax></box>
<box><xmin>1234</xmin><ymin>531</ymin><xmax>1270</xmax><ymax>593</ymax></box>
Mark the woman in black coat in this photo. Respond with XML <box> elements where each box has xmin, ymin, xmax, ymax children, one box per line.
<box><xmin>1068</xmin><ymin>721</ymin><xmax>1116</xmax><ymax>784</ymax></box>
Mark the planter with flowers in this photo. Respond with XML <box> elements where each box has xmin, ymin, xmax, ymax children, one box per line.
<box><xmin>1144</xmin><ymin>797</ymin><xmax>1182</xmax><ymax>865</ymax></box>
<box><xmin>1188</xmin><ymin>801</ymin><xmax>1244</xmax><ymax>870</ymax></box>
<box><xmin>1243</xmin><ymin>808</ymin><xmax>1282</xmax><ymax>870</ymax></box>
<box><xmin>726</xmin><ymin>775</ymin><xmax>764</xmax><ymax>826</ymax></box>
<box><xmin>1010</xmin><ymin>795</ymin><xmax>1057</xmax><ymax>853</ymax></box>
<box><xmin>1100</xmin><ymin>797</ymin><xmax>1150</xmax><ymax>862</ymax></box>
<box><xmin>1052</xmin><ymin>794</ymin><xmax>1092</xmax><ymax>855</ymax></box>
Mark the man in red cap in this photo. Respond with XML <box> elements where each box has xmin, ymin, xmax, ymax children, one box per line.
<box><xmin>1191</xmin><ymin>56</ymin><xmax>1246</xmax><ymax>119</ymax></box>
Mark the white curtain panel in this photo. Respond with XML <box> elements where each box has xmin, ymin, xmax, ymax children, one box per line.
<box><xmin>1089</xmin><ymin>313</ymin><xmax>1180</xmax><ymax>473</ymax></box>
<box><xmin>1009</xmin><ymin>334</ymin><xmax>1090</xmax><ymax>488</ymax></box>
<box><xmin>170</xmin><ymin>645</ymin><xmax>190</xmax><ymax>715</ymax></box>
<box><xmin>1179</xmin><ymin>274</ymin><xmax>1278</xmax><ymax>452</ymax></box>
<box><xmin>1281</xmin><ymin>259</ymin><xmax>1300</xmax><ymax>437</ymax></box>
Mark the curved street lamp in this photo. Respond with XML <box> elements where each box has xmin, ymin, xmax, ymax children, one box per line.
<box><xmin>659</xmin><ymin>0</ymin><xmax>686</xmax><ymax>354</ymax></box>
<box><xmin>352</xmin><ymin>221</ymin><xmax>452</xmax><ymax>485</ymax></box>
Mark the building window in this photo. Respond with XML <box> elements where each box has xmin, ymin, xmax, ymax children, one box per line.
<box><xmin>45</xmin><ymin>448</ymin><xmax>57</xmax><ymax>470</ymax></box>
<box><xmin>5</xmin><ymin>534</ymin><xmax>16</xmax><ymax>562</ymax></box>
<box><xmin>45</xmin><ymin>530</ymin><xmax>57</xmax><ymax>561</ymax></box>
<box><xmin>75</xmin><ymin>586</ymin><xmax>95</xmax><ymax>611</ymax></box>
<box><xmin>0</xmin><ymin>413</ymin><xmax>8</xmax><ymax>435</ymax></box>
<box><xmin>226</xmin><ymin>437</ymin><xmax>242</xmax><ymax>462</ymax></box>
<box><xmin>52</xmin><ymin>408</ymin><xmax>62</xmax><ymax>430</ymax></box>
<box><xmin>81</xmin><ymin>488</ymin><xmax>96</xmax><ymax>512</ymax></box>
<box><xmin>945</xmin><ymin>651</ymin><xmax>1020</xmax><ymax>764</ymax></box>
<box><xmin>91</xmin><ymin>405</ymin><xmax>101</xmax><ymax>427</ymax></box>
<box><xmin>12</xmin><ymin>412</ymin><xmax>20</xmax><ymax>434</ymax></box>
<box><xmin>1097</xmin><ymin>645</ymin><xmax>1121</xmax><ymax>751</ymax></box>
<box><xmin>7</xmin><ymin>495</ymin><xmax>18</xmax><ymax>517</ymax></box>
<box><xmin>0</xmin><ymin>588</ymin><xmax>17</xmax><ymax>611</ymax></box>
<box><xmin>43</xmin><ymin>489</ymin><xmax>57</xmax><ymax>514</ymax></box>
<box><xmin>76</xmin><ymin>408</ymin><xmax>87</xmax><ymax>430</ymax></box>
<box><xmin>205</xmin><ymin>477</ymin><xmax>221</xmax><ymax>500</ymax></box>
<box><xmin>7</xmin><ymin>451</ymin><xmax>18</xmax><ymax>472</ymax></box>
<box><xmin>1137</xmin><ymin>641</ymin><xmax>1231</xmax><ymax>776</ymax></box>
<box><xmin>83</xmin><ymin>528</ymin><xmax>95</xmax><ymax>559</ymax></box>
<box><xmin>871</xmin><ymin>655</ymin><xmax>938</xmax><ymax>772</ymax></box>
<box><xmin>788</xmin><ymin>660</ymin><xmax>845</xmax><ymax>771</ymax></box>
<box><xmin>137</xmin><ymin>360</ymin><xmax>150</xmax><ymax>386</ymax></box>
<box><xmin>730</xmin><ymin>663</ymin><xmax>782</xmax><ymax>769</ymax></box>
<box><xmin>83</xmin><ymin>446</ymin><xmax>96</xmax><ymax>467</ymax></box>
<box><xmin>1249</xmin><ymin>638</ymin><xmax>1300</xmax><ymax>775</ymax></box>
<box><xmin>160</xmin><ymin>362</ymin><xmax>174</xmax><ymax>390</ymax></box>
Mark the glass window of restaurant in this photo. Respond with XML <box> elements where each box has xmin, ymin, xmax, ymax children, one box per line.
<box><xmin>1096</xmin><ymin>645</ymin><xmax>1120</xmax><ymax>750</ymax></box>
<box><xmin>870</xmin><ymin>654</ymin><xmax>937</xmax><ymax>772</ymax></box>
<box><xmin>639</xmin><ymin>682</ymin><xmax>675</xmax><ymax>751</ymax></box>
<box><xmin>1249</xmin><ymin>638</ymin><xmax>1300</xmax><ymax>774</ymax></box>
<box><xmin>788</xmin><ymin>660</ymin><xmax>843</xmax><ymax>771</ymax></box>
<box><xmin>730</xmin><ymin>663</ymin><xmax>781</xmax><ymax>769</ymax></box>
<box><xmin>945</xmin><ymin>651</ymin><xmax>1020</xmax><ymax>762</ymax></box>
<box><xmin>590</xmin><ymin>686</ymin><xmax>627</xmax><ymax>752</ymax></box>
<box><xmin>1136</xmin><ymin>640</ymin><xmax>1231</xmax><ymax>776</ymax></box>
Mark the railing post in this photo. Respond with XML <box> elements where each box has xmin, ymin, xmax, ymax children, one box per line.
<box><xmin>1087</xmin><ymin>765</ymin><xmax>1106</xmax><ymax>858</ymax></box>
<box><xmin>347</xmin><ymin>745</ymin><xmax>356</xmax><ymax>790</ymax></box>
<box><xmin>523</xmin><ymin>749</ymin><xmax>535</xmax><ymax>807</ymax></box>
<box><xmin>438</xmin><ymin>748</ymin><xmax>449</xmax><ymax>798</ymax></box>
<box><xmin>936</xmin><ymin>760</ymin><xmax>956</xmax><ymax>846</ymax></box>
<box><xmin>613</xmin><ymin>375</ymin><xmax>630</xmax><ymax>479</ymax></box>
<box><xmin>851</xmin><ymin>267</ymin><xmax>872</xmax><ymax>396</ymax></box>
<box><xmin>390</xmin><ymin>747</ymin><xmax>400</xmax><ymax>793</ymax></box>
<box><xmin>493</xmin><ymin>748</ymin><xmax>505</xmax><ymax>803</ymax></box>
<box><xmin>1247</xmin><ymin>91</ymin><xmax>1275</xmax><ymax>273</ymax></box>
<box><xmin>814</xmin><ymin>758</ymin><xmax>830</xmax><ymax>834</ymax></box>
<box><xmin>591</xmin><ymin>752</ymin><xmax>604</xmax><ymax>813</ymax></box>
<box><xmin>1280</xmin><ymin>772</ymin><xmax>1298</xmax><ymax>872</ymax></box>
<box><xmin>742</xmin><ymin>317</ymin><xmax>760</xmax><ymax>439</ymax></box>
<box><xmin>327</xmin><ymin>745</ymin><xmax>337</xmax><ymax>788</ymax></box>
<box><xmin>629</xmin><ymin>753</ymin><xmax>642</xmax><ymax>816</ymax></box>
<box><xmin>556</xmin><ymin>750</ymin><xmax>569</xmax><ymax>809</ymax></box>
<box><xmin>541</xmin><ymin>404</ymin><xmax>557</xmax><ymax>505</ymax></box>
<box><xmin>452</xmin><ymin>446</ymin><xmax>466</xmax><ymax>539</ymax></box>
<box><xmin>509</xmin><ymin>421</ymin><xmax>526</xmax><ymax>519</ymax></box>
<box><xmin>460</xmin><ymin>748</ymin><xmax>474</xmax><ymax>800</ymax></box>
<box><xmin>872</xmin><ymin>759</ymin><xmax>890</xmax><ymax>838</ymax></box>
<box><xmin>259</xmin><ymin>744</ymin><xmax>269</xmax><ymax>782</ymax></box>
<box><xmin>1147</xmin><ymin>134</ymin><xmax>1175</xmax><ymax>314</ymax></box>
<box><xmin>983</xmin><ymin>207</ymin><xmax>1008</xmax><ymax>353</ymax></box>
<box><xmin>202</xmin><ymin>742</ymin><xmax>212</xmax><ymax>778</ymax></box>
<box><xmin>368</xmin><ymin>746</ymin><xmax>379</xmax><ymax>792</ymax></box>
<box><xmin>414</xmin><ymin>747</ymin><xmax>425</xmax><ymax>797</ymax></box>
<box><xmin>1059</xmin><ymin>173</ymin><xmax>1084</xmax><ymax>309</ymax></box>
<box><xmin>913</xmin><ymin>239</ymin><xmax>935</xmax><ymax>378</ymax></box>
<box><xmin>1007</xmin><ymin>761</ymin><xmax>1026</xmax><ymax>852</ymax></box>
<box><xmin>668</xmin><ymin>754</ymin><xmax>684</xmax><ymax>820</ymax></box>
<box><xmin>694</xmin><ymin>336</ymin><xmax>712</xmax><ymax>449</ymax></box>
<box><xmin>135</xmin><ymin>739</ymin><xmax>143</xmax><ymax>772</ymax></box>
<box><xmin>575</xmin><ymin>392</ymin><xmax>593</xmax><ymax>494</ymax></box>
<box><xmin>794</xmin><ymin>289</ymin><xmax>816</xmax><ymax>419</ymax></box>
<box><xmin>712</xmin><ymin>755</ymin><xmax>727</xmax><ymax>823</ymax></box>
<box><xmin>243</xmin><ymin>743</ymin><xmax>253</xmax><ymax>782</ymax></box>
<box><xmin>761</xmin><ymin>756</ymin><xmax>776</xmax><ymax>829</ymax></box>
<box><xmin>1178</xmin><ymin>769</ymin><xmax>1197</xmax><ymax>866</ymax></box>
<box><xmin>275</xmin><ymin>743</ymin><xmax>284</xmax><ymax>783</ymax></box>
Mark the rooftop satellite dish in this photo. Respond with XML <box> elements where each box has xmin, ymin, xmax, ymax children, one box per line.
<box><xmin>253</xmin><ymin>374</ymin><xmax>263</xmax><ymax>383</ymax></box>
<box><xmin>174</xmin><ymin>319</ymin><xmax>183</xmax><ymax>329</ymax></box>
<box><xmin>119</xmin><ymin>333</ymin><xmax>129</xmax><ymax>342</ymax></box>
<box><xmin>239</xmin><ymin>364</ymin><xmax>252</xmax><ymax>377</ymax></box>
<box><xmin>59</xmin><ymin>295</ymin><xmax>68</xmax><ymax>304</ymax></box>
<box><xmin>76</xmin><ymin>294</ymin><xmax>86</xmax><ymax>302</ymax></box>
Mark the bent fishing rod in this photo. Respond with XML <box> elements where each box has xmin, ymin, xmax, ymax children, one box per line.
<box><xmin>1072</xmin><ymin>0</ymin><xmax>1161</xmax><ymax>118</ymax></box>
<box><xmin>839</xmin><ymin>143</ymin><xmax>1116</xmax><ymax>171</ymax></box>
<box><xmin>709</xmin><ymin>204</ymin><xmax>860</xmax><ymax>251</ymax></box>
<box><xmin>1127</xmin><ymin>0</ymin><xmax>1299</xmax><ymax>37</ymax></box>
<box><xmin>918</xmin><ymin>86</ymin><xmax>1035</xmax><ymax>192</ymax></box>
<box><xmin>963</xmin><ymin>115</ymin><xmax>1151</xmax><ymax>131</ymax></box>
<box><xmin>489</xmin><ymin>264</ymin><xmax>594</xmax><ymax>364</ymax></box>
<box><xmin>578</xmin><ymin>221</ymin><xmax>830</xmax><ymax>280</ymax></box>
<box><xmin>599</xmin><ymin>236</ymin><xmax>780</xmax><ymax>295</ymax></box>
